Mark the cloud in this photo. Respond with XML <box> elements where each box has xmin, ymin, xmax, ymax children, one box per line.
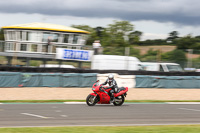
<box><xmin>141</xmin><ymin>33</ymin><xmax>168</xmax><ymax>41</ymax></box>
<box><xmin>0</xmin><ymin>0</ymin><xmax>199</xmax><ymax>26</ymax></box>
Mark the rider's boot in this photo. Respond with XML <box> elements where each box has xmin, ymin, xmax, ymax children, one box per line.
<box><xmin>110</xmin><ymin>93</ymin><xmax>115</xmax><ymax>103</ymax></box>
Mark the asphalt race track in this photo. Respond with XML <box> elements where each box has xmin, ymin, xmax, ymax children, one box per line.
<box><xmin>1</xmin><ymin>103</ymin><xmax>200</xmax><ymax>127</ymax></box>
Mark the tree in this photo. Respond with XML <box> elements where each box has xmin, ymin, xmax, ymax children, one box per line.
<box><xmin>106</xmin><ymin>20</ymin><xmax>134</xmax><ymax>47</ymax></box>
<box><xmin>141</xmin><ymin>49</ymin><xmax>159</xmax><ymax>61</ymax></box>
<box><xmin>167</xmin><ymin>31</ymin><xmax>179</xmax><ymax>41</ymax></box>
<box><xmin>174</xmin><ymin>35</ymin><xmax>198</xmax><ymax>49</ymax></box>
<box><xmin>128</xmin><ymin>30</ymin><xmax>143</xmax><ymax>45</ymax></box>
<box><xmin>107</xmin><ymin>20</ymin><xmax>134</xmax><ymax>36</ymax></box>
<box><xmin>71</xmin><ymin>25</ymin><xmax>99</xmax><ymax>45</ymax></box>
<box><xmin>95</xmin><ymin>27</ymin><xmax>104</xmax><ymax>38</ymax></box>
<box><xmin>161</xmin><ymin>49</ymin><xmax>187</xmax><ymax>67</ymax></box>
<box><xmin>0</xmin><ymin>29</ymin><xmax>4</xmax><ymax>40</ymax></box>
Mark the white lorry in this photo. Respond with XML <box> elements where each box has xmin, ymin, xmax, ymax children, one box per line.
<box><xmin>91</xmin><ymin>55</ymin><xmax>141</xmax><ymax>71</ymax></box>
<box><xmin>91</xmin><ymin>55</ymin><xmax>182</xmax><ymax>72</ymax></box>
<box><xmin>138</xmin><ymin>62</ymin><xmax>183</xmax><ymax>72</ymax></box>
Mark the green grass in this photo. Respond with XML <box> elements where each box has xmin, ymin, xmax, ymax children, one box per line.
<box><xmin>1</xmin><ymin>125</ymin><xmax>200</xmax><ymax>133</ymax></box>
<box><xmin>0</xmin><ymin>100</ymin><xmax>200</xmax><ymax>103</ymax></box>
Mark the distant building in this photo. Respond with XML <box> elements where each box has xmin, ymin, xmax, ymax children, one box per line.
<box><xmin>0</xmin><ymin>22</ymin><xmax>91</xmax><ymax>67</ymax></box>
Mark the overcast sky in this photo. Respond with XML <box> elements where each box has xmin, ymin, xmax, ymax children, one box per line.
<box><xmin>0</xmin><ymin>0</ymin><xmax>200</xmax><ymax>40</ymax></box>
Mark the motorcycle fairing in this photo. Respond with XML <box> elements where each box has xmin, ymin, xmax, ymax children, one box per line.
<box><xmin>114</xmin><ymin>87</ymin><xmax>128</xmax><ymax>97</ymax></box>
<box><xmin>97</xmin><ymin>93</ymin><xmax>110</xmax><ymax>104</ymax></box>
<box><xmin>90</xmin><ymin>93</ymin><xmax>97</xmax><ymax>96</ymax></box>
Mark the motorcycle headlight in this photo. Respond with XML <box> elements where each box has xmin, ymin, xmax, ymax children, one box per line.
<box><xmin>92</xmin><ymin>88</ymin><xmax>95</xmax><ymax>91</ymax></box>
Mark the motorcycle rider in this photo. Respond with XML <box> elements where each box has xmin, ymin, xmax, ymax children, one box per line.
<box><xmin>101</xmin><ymin>74</ymin><xmax>118</xmax><ymax>103</ymax></box>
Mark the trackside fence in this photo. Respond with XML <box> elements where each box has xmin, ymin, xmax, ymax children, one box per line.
<box><xmin>1</xmin><ymin>72</ymin><xmax>200</xmax><ymax>88</ymax></box>
<box><xmin>0</xmin><ymin>72</ymin><xmax>97</xmax><ymax>87</ymax></box>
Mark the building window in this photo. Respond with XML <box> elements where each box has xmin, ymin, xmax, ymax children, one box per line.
<box><xmin>26</xmin><ymin>32</ymin><xmax>40</xmax><ymax>42</ymax></box>
<box><xmin>52</xmin><ymin>45</ymin><xmax>56</xmax><ymax>53</ymax></box>
<box><xmin>21</xmin><ymin>31</ymin><xmax>26</xmax><ymax>41</ymax></box>
<box><xmin>80</xmin><ymin>34</ymin><xmax>87</xmax><ymax>45</ymax></box>
<box><xmin>42</xmin><ymin>32</ymin><xmax>50</xmax><ymax>42</ymax></box>
<box><xmin>72</xmin><ymin>34</ymin><xmax>80</xmax><ymax>44</ymax></box>
<box><xmin>26</xmin><ymin>32</ymin><xmax>29</xmax><ymax>41</ymax></box>
<box><xmin>20</xmin><ymin>31</ymin><xmax>23</xmax><ymax>41</ymax></box>
<box><xmin>20</xmin><ymin>44</ymin><xmax>27</xmax><ymax>51</ymax></box>
<box><xmin>51</xmin><ymin>34</ymin><xmax>59</xmax><ymax>42</ymax></box>
<box><xmin>42</xmin><ymin>33</ymin><xmax>59</xmax><ymax>42</ymax></box>
<box><xmin>63</xmin><ymin>34</ymin><xmax>69</xmax><ymax>43</ymax></box>
<box><xmin>31</xmin><ymin>44</ymin><xmax>38</xmax><ymax>52</ymax></box>
<box><xmin>7</xmin><ymin>31</ymin><xmax>16</xmax><ymax>40</ymax></box>
<box><xmin>0</xmin><ymin>42</ymin><xmax>4</xmax><ymax>52</ymax></box>
<box><xmin>42</xmin><ymin>45</ymin><xmax>47</xmax><ymax>52</ymax></box>
<box><xmin>5</xmin><ymin>42</ymin><xmax>15</xmax><ymax>51</ymax></box>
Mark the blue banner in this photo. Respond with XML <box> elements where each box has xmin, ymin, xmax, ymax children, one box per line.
<box><xmin>56</xmin><ymin>48</ymin><xmax>93</xmax><ymax>61</ymax></box>
<box><xmin>63</xmin><ymin>49</ymin><xmax>89</xmax><ymax>60</ymax></box>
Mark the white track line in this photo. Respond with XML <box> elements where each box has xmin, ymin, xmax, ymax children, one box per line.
<box><xmin>179</xmin><ymin>108</ymin><xmax>200</xmax><ymax>112</ymax></box>
<box><xmin>60</xmin><ymin>115</ymin><xmax>68</xmax><ymax>117</ymax></box>
<box><xmin>21</xmin><ymin>113</ymin><xmax>52</xmax><ymax>119</ymax></box>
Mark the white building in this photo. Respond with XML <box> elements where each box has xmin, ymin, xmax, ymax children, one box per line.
<box><xmin>1</xmin><ymin>22</ymin><xmax>90</xmax><ymax>66</ymax></box>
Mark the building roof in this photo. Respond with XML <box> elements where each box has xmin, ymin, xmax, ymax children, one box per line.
<box><xmin>2</xmin><ymin>22</ymin><xmax>90</xmax><ymax>34</ymax></box>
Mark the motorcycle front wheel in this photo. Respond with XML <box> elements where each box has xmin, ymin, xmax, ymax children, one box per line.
<box><xmin>86</xmin><ymin>94</ymin><xmax>98</xmax><ymax>106</ymax></box>
<box><xmin>113</xmin><ymin>95</ymin><xmax>124</xmax><ymax>106</ymax></box>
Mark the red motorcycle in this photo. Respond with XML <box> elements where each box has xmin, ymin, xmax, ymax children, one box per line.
<box><xmin>86</xmin><ymin>80</ymin><xmax>128</xmax><ymax>106</ymax></box>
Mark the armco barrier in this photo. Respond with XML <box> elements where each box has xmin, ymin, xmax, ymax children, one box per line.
<box><xmin>135</xmin><ymin>75</ymin><xmax>200</xmax><ymax>88</ymax></box>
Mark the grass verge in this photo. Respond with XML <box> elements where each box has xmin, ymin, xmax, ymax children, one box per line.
<box><xmin>1</xmin><ymin>125</ymin><xmax>200</xmax><ymax>133</ymax></box>
<box><xmin>1</xmin><ymin>100</ymin><xmax>200</xmax><ymax>103</ymax></box>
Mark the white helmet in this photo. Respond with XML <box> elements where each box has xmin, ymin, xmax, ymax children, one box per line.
<box><xmin>108</xmin><ymin>74</ymin><xmax>114</xmax><ymax>82</ymax></box>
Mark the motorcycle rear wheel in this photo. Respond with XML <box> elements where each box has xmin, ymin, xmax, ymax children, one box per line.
<box><xmin>113</xmin><ymin>95</ymin><xmax>124</xmax><ymax>106</ymax></box>
<box><xmin>86</xmin><ymin>94</ymin><xmax>97</xmax><ymax>106</ymax></box>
